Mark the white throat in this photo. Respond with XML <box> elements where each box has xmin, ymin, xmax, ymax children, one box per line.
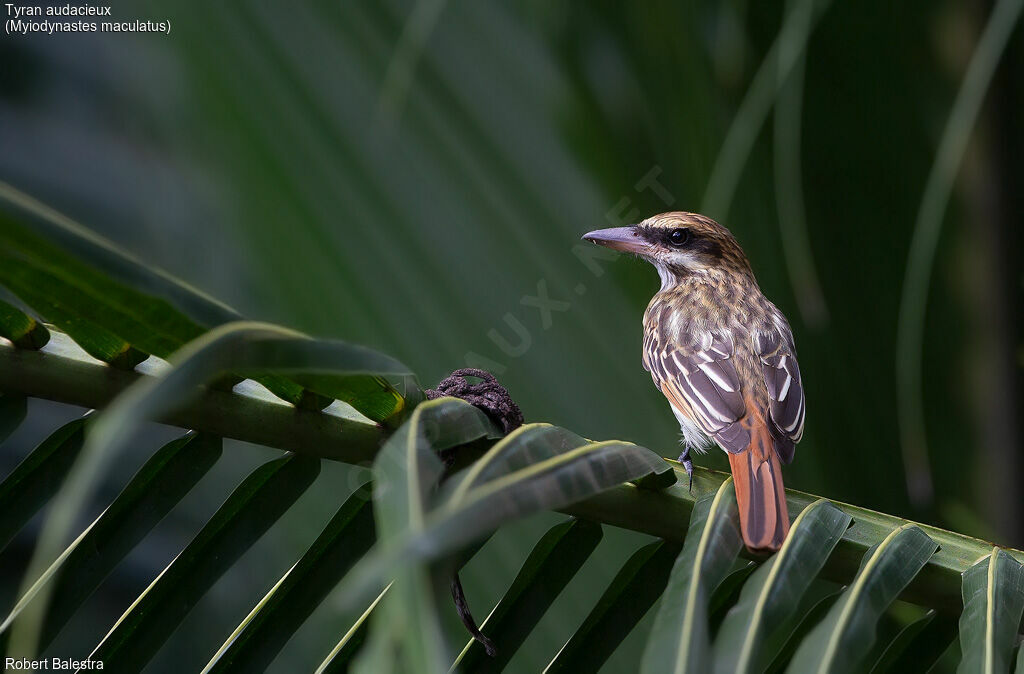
<box><xmin>655</xmin><ymin>263</ymin><xmax>676</xmax><ymax>291</ymax></box>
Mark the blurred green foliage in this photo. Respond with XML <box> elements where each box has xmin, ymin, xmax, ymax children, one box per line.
<box><xmin>0</xmin><ymin>0</ymin><xmax>1020</xmax><ymax>671</ymax></box>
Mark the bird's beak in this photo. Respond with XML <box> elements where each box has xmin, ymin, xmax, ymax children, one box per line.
<box><xmin>581</xmin><ymin>226</ymin><xmax>648</xmax><ymax>254</ymax></box>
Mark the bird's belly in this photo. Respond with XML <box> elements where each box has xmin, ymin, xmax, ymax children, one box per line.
<box><xmin>670</xmin><ymin>404</ymin><xmax>712</xmax><ymax>454</ymax></box>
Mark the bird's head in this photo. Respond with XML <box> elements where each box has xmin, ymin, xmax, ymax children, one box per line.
<box><xmin>582</xmin><ymin>211</ymin><xmax>752</xmax><ymax>288</ymax></box>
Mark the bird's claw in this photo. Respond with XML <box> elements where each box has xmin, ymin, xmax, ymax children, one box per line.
<box><xmin>677</xmin><ymin>448</ymin><xmax>694</xmax><ymax>493</ymax></box>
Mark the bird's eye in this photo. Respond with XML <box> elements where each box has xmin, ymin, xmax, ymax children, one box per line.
<box><xmin>668</xmin><ymin>228</ymin><xmax>690</xmax><ymax>247</ymax></box>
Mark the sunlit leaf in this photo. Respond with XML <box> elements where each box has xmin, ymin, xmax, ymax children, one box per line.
<box><xmin>0</xmin><ymin>299</ymin><xmax>49</xmax><ymax>350</ymax></box>
<box><xmin>0</xmin><ymin>276</ymin><xmax>147</xmax><ymax>368</ymax></box>
<box><xmin>0</xmin><ymin>183</ymin><xmax>403</xmax><ymax>410</ymax></box>
<box><xmin>0</xmin><ymin>328</ymin><xmax>384</xmax><ymax>461</ymax></box>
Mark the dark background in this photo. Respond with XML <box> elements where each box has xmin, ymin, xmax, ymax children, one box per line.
<box><xmin>1</xmin><ymin>1</ymin><xmax>1021</xmax><ymax>671</ymax></box>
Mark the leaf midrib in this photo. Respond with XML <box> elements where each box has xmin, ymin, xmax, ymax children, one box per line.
<box><xmin>734</xmin><ymin>499</ymin><xmax>825</xmax><ymax>672</ymax></box>
<box><xmin>674</xmin><ymin>479</ymin><xmax>733</xmax><ymax>674</ymax></box>
<box><xmin>985</xmin><ymin>548</ymin><xmax>997</xmax><ymax>674</ymax></box>
<box><xmin>442</xmin><ymin>440</ymin><xmax>647</xmax><ymax>513</ymax></box>
<box><xmin>816</xmin><ymin>523</ymin><xmax>912</xmax><ymax>673</ymax></box>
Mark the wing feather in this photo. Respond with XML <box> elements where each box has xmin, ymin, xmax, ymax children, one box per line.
<box><xmin>644</xmin><ymin>329</ymin><xmax>750</xmax><ymax>453</ymax></box>
<box><xmin>753</xmin><ymin>327</ymin><xmax>806</xmax><ymax>463</ymax></box>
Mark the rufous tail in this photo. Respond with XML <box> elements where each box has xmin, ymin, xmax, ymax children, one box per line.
<box><xmin>727</xmin><ymin>427</ymin><xmax>790</xmax><ymax>553</ymax></box>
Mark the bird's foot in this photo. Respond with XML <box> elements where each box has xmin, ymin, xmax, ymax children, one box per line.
<box><xmin>677</xmin><ymin>448</ymin><xmax>693</xmax><ymax>492</ymax></box>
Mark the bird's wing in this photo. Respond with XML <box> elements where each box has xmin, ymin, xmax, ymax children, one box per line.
<box><xmin>643</xmin><ymin>328</ymin><xmax>750</xmax><ymax>453</ymax></box>
<box><xmin>753</xmin><ymin>326</ymin><xmax>805</xmax><ymax>463</ymax></box>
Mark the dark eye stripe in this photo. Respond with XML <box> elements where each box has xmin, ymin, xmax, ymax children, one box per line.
<box><xmin>689</xmin><ymin>238</ymin><xmax>723</xmax><ymax>259</ymax></box>
<box><xmin>637</xmin><ymin>224</ymin><xmax>718</xmax><ymax>255</ymax></box>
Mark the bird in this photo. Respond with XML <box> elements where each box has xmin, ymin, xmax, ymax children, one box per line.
<box><xmin>583</xmin><ymin>212</ymin><xmax>804</xmax><ymax>552</ymax></box>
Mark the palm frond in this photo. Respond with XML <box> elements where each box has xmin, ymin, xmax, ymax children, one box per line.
<box><xmin>1</xmin><ymin>193</ymin><xmax>1022</xmax><ymax>672</ymax></box>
